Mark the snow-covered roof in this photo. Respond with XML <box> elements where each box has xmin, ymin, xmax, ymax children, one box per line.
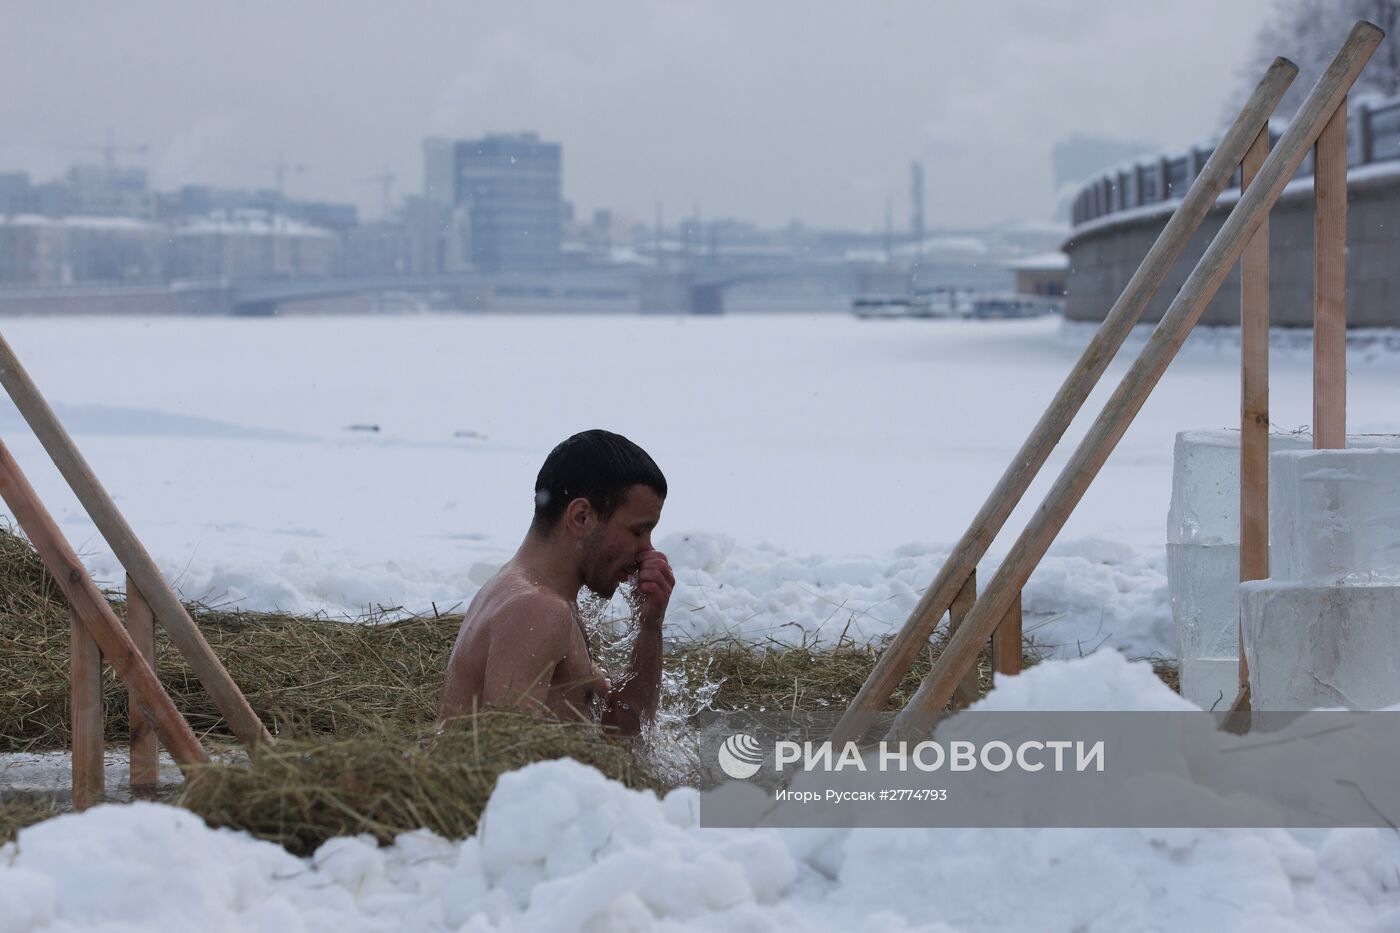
<box><xmin>175</xmin><ymin>212</ymin><xmax>335</xmax><ymax>239</ymax></box>
<box><xmin>0</xmin><ymin>214</ymin><xmax>61</xmax><ymax>228</ymax></box>
<box><xmin>1007</xmin><ymin>251</ymin><xmax>1069</xmax><ymax>271</ymax></box>
<box><xmin>62</xmin><ymin>215</ymin><xmax>162</xmax><ymax>232</ymax></box>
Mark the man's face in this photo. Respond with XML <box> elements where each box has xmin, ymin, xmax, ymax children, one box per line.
<box><xmin>579</xmin><ymin>484</ymin><xmax>664</xmax><ymax>599</ymax></box>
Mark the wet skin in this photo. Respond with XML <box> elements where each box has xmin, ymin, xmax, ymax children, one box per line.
<box><xmin>438</xmin><ymin>485</ymin><xmax>675</xmax><ymax>736</ymax></box>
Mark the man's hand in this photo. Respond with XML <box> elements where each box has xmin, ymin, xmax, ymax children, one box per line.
<box><xmin>590</xmin><ymin>661</ymin><xmax>612</xmax><ymax>700</ymax></box>
<box><xmin>635</xmin><ymin>548</ymin><xmax>674</xmax><ymax>628</ymax></box>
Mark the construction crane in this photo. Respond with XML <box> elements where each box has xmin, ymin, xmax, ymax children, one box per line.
<box><xmin>62</xmin><ymin>130</ymin><xmax>149</xmax><ymax>176</ymax></box>
<box><xmin>258</xmin><ymin>152</ymin><xmax>308</xmax><ymax>198</ymax></box>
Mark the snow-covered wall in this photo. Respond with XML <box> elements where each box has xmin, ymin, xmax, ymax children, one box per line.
<box><xmin>1063</xmin><ymin>162</ymin><xmax>1400</xmax><ymax>328</ymax></box>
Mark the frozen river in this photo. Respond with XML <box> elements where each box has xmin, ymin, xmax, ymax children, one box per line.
<box><xmin>1</xmin><ymin>312</ymin><xmax>1396</xmax><ymax>652</ymax></box>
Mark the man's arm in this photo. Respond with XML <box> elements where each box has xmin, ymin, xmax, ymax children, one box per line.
<box><xmin>600</xmin><ymin>623</ymin><xmax>663</xmax><ymax>736</ymax></box>
<box><xmin>601</xmin><ymin>549</ymin><xmax>674</xmax><ymax>736</ymax></box>
<box><xmin>481</xmin><ymin>595</ymin><xmax>576</xmax><ymax>716</ymax></box>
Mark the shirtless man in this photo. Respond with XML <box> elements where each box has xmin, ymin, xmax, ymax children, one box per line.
<box><xmin>438</xmin><ymin>429</ymin><xmax>675</xmax><ymax>736</ymax></box>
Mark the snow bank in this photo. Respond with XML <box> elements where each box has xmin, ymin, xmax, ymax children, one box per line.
<box><xmin>5</xmin><ymin>652</ymin><xmax>1400</xmax><ymax>932</ymax></box>
<box><xmin>657</xmin><ymin>532</ymin><xmax>1173</xmax><ymax>660</ymax></box>
<box><xmin>105</xmin><ymin>529</ymin><xmax>1173</xmax><ymax>661</ymax></box>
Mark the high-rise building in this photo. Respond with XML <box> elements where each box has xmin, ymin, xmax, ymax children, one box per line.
<box><xmin>450</xmin><ymin>133</ymin><xmax>562</xmax><ymax>272</ymax></box>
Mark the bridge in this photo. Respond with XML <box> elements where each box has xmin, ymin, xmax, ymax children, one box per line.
<box><xmin>0</xmin><ymin>258</ymin><xmax>915</xmax><ymax>317</ymax></box>
<box><xmin>230</xmin><ymin>258</ymin><xmax>883</xmax><ymax>315</ymax></box>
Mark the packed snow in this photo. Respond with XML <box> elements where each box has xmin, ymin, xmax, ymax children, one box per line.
<box><xmin>5</xmin><ymin>652</ymin><xmax>1400</xmax><ymax>933</ymax></box>
<box><xmin>3</xmin><ymin>313</ymin><xmax>1398</xmax><ymax>662</ymax></box>
<box><xmin>6</xmin><ymin>313</ymin><xmax>1400</xmax><ymax>930</ymax></box>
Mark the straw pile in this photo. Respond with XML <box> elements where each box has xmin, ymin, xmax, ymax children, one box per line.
<box><xmin>0</xmin><ymin>525</ymin><xmax>1179</xmax><ymax>850</ymax></box>
<box><xmin>179</xmin><ymin>712</ymin><xmax>663</xmax><ymax>856</ymax></box>
<box><xmin>0</xmin><ymin>514</ymin><xmax>1038</xmax><ymax>753</ymax></box>
<box><xmin>0</xmin><ymin>525</ymin><xmax>461</xmax><ymax>752</ymax></box>
<box><xmin>0</xmin><ymin>796</ymin><xmax>63</xmax><ymax>846</ymax></box>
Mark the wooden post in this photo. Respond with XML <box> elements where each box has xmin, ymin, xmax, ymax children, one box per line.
<box><xmin>890</xmin><ymin>23</ymin><xmax>1382</xmax><ymax>738</ymax></box>
<box><xmin>946</xmin><ymin>570</ymin><xmax>981</xmax><ymax>707</ymax></box>
<box><xmin>70</xmin><ymin>607</ymin><xmax>104</xmax><ymax>810</ymax></box>
<box><xmin>1234</xmin><ymin>125</ymin><xmax>1273</xmax><ymax>713</ymax></box>
<box><xmin>126</xmin><ymin>576</ymin><xmax>159</xmax><ymax>798</ymax></box>
<box><xmin>1314</xmin><ymin>100</ymin><xmax>1348</xmax><ymax>450</ymax></box>
<box><xmin>992</xmin><ymin>591</ymin><xmax>1023</xmax><ymax>677</ymax></box>
<box><xmin>0</xmin><ymin>333</ymin><xmax>270</xmax><ymax>748</ymax></box>
<box><xmin>827</xmin><ymin>57</ymin><xmax>1298</xmax><ymax>747</ymax></box>
<box><xmin>0</xmin><ymin>438</ymin><xmax>209</xmax><ymax>770</ymax></box>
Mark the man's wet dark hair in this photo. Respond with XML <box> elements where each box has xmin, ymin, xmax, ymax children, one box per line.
<box><xmin>532</xmin><ymin>429</ymin><xmax>667</xmax><ymax>535</ymax></box>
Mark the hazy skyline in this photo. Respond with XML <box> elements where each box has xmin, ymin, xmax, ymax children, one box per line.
<box><xmin>6</xmin><ymin>1</ymin><xmax>1276</xmax><ymax>230</ymax></box>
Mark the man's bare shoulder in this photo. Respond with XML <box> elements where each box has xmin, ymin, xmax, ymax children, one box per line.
<box><xmin>478</xmin><ymin>571</ymin><xmax>577</xmax><ymax>640</ymax></box>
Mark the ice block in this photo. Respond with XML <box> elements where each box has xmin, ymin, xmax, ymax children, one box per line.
<box><xmin>1242</xmin><ymin>580</ymin><xmax>1400</xmax><ymax>710</ymax></box>
<box><xmin>1270</xmin><ymin>447</ymin><xmax>1400</xmax><ymax>583</ymax></box>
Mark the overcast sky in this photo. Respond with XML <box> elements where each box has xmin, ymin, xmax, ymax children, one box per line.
<box><xmin>5</xmin><ymin>1</ymin><xmax>1277</xmax><ymax>230</ymax></box>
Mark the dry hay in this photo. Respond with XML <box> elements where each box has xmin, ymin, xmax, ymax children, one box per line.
<box><xmin>0</xmin><ymin>796</ymin><xmax>64</xmax><ymax>847</ymax></box>
<box><xmin>0</xmin><ymin>521</ymin><xmax>1055</xmax><ymax>753</ymax></box>
<box><xmin>179</xmin><ymin>711</ymin><xmax>663</xmax><ymax>856</ymax></box>
<box><xmin>0</xmin><ymin>517</ymin><xmax>462</xmax><ymax>751</ymax></box>
<box><xmin>0</xmin><ymin>522</ymin><xmax>1179</xmax><ymax>751</ymax></box>
<box><xmin>674</xmin><ymin>628</ymin><xmax>1038</xmax><ymax>715</ymax></box>
<box><xmin>0</xmin><ymin>524</ymin><xmax>1180</xmax><ymax>849</ymax></box>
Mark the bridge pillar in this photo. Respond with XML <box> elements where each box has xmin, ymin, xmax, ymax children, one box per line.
<box><xmin>638</xmin><ymin>271</ymin><xmax>693</xmax><ymax>313</ymax></box>
<box><xmin>638</xmin><ymin>271</ymin><xmax>725</xmax><ymax>314</ymax></box>
<box><xmin>231</xmin><ymin>300</ymin><xmax>280</xmax><ymax>317</ymax></box>
<box><xmin>690</xmin><ymin>283</ymin><xmax>724</xmax><ymax>314</ymax></box>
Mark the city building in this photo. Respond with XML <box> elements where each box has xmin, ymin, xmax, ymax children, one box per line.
<box><xmin>62</xmin><ymin>216</ymin><xmax>164</xmax><ymax>283</ymax></box>
<box><xmin>0</xmin><ymin>214</ymin><xmax>163</xmax><ymax>285</ymax></box>
<box><xmin>0</xmin><ymin>216</ymin><xmax>64</xmax><ymax>285</ymax></box>
<box><xmin>430</xmin><ymin>132</ymin><xmax>562</xmax><ymax>273</ymax></box>
<box><xmin>168</xmin><ymin>211</ymin><xmax>337</xmax><ymax>280</ymax></box>
<box><xmin>64</xmin><ymin>164</ymin><xmax>153</xmax><ymax>218</ymax></box>
<box><xmin>1008</xmin><ymin>252</ymin><xmax>1069</xmax><ymax>297</ymax></box>
<box><xmin>158</xmin><ymin>185</ymin><xmax>358</xmax><ymax>233</ymax></box>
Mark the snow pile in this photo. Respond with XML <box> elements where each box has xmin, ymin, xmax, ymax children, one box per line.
<box><xmin>109</xmin><ymin>529</ymin><xmax>1173</xmax><ymax>661</ymax></box>
<box><xmin>659</xmin><ymin>532</ymin><xmax>1172</xmax><ymax>660</ymax></box>
<box><xmin>6</xmin><ymin>652</ymin><xmax>1400</xmax><ymax>932</ymax></box>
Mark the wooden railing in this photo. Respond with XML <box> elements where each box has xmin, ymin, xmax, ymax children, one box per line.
<box><xmin>0</xmin><ymin>329</ymin><xmax>271</xmax><ymax>808</ymax></box>
<box><xmin>1071</xmin><ymin>65</ymin><xmax>1400</xmax><ymax>227</ymax></box>
<box><xmin>833</xmin><ymin>22</ymin><xmax>1382</xmax><ymax>745</ymax></box>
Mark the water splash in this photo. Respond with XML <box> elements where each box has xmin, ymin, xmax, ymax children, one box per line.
<box><xmin>579</xmin><ymin>579</ymin><xmax>726</xmax><ymax>784</ymax></box>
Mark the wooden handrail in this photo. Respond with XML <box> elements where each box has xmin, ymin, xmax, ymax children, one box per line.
<box><xmin>828</xmin><ymin>56</ymin><xmax>1299</xmax><ymax>746</ymax></box>
<box><xmin>890</xmin><ymin>21</ymin><xmax>1382</xmax><ymax>739</ymax></box>
<box><xmin>0</xmin><ymin>439</ymin><xmax>209</xmax><ymax>770</ymax></box>
<box><xmin>0</xmin><ymin>333</ymin><xmax>270</xmax><ymax>748</ymax></box>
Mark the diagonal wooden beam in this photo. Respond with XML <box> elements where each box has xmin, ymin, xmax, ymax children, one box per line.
<box><xmin>891</xmin><ymin>22</ymin><xmax>1382</xmax><ymax>739</ymax></box>
<box><xmin>0</xmin><ymin>333</ymin><xmax>270</xmax><ymax>748</ymax></box>
<box><xmin>0</xmin><ymin>438</ymin><xmax>209</xmax><ymax>770</ymax></box>
<box><xmin>828</xmin><ymin>56</ymin><xmax>1299</xmax><ymax>746</ymax></box>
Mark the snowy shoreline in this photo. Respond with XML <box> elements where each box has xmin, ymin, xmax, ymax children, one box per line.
<box><xmin>6</xmin><ymin>652</ymin><xmax>1400</xmax><ymax>932</ymax></box>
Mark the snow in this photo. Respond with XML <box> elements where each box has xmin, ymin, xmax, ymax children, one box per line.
<box><xmin>2</xmin><ymin>313</ymin><xmax>1398</xmax><ymax>662</ymax></box>
<box><xmin>1005</xmin><ymin>251</ymin><xmax>1069</xmax><ymax>271</ymax></box>
<box><xmin>174</xmin><ymin>211</ymin><xmax>336</xmax><ymax>238</ymax></box>
<box><xmin>5</xmin><ymin>652</ymin><xmax>1400</xmax><ymax>932</ymax></box>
